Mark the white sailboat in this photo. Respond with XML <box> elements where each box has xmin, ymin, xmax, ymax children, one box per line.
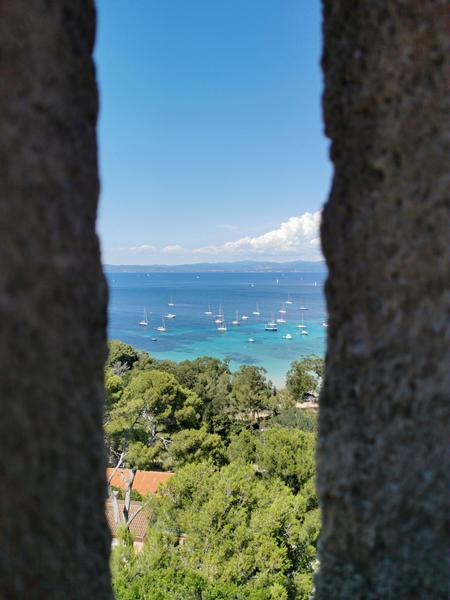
<box><xmin>252</xmin><ymin>304</ymin><xmax>261</xmax><ymax>316</ymax></box>
<box><xmin>168</xmin><ymin>297</ymin><xmax>175</xmax><ymax>307</ymax></box>
<box><xmin>285</xmin><ymin>294</ymin><xmax>293</xmax><ymax>305</ymax></box>
<box><xmin>217</xmin><ymin>316</ymin><xmax>227</xmax><ymax>332</ymax></box>
<box><xmin>283</xmin><ymin>333</ymin><xmax>293</xmax><ymax>340</ymax></box>
<box><xmin>279</xmin><ymin>305</ymin><xmax>287</xmax><ymax>314</ymax></box>
<box><xmin>156</xmin><ymin>317</ymin><xmax>167</xmax><ymax>332</ymax></box>
<box><xmin>265</xmin><ymin>315</ymin><xmax>278</xmax><ymax>331</ymax></box>
<box><xmin>247</xmin><ymin>337</ymin><xmax>255</xmax><ymax>343</ymax></box>
<box><xmin>241</xmin><ymin>314</ymin><xmax>249</xmax><ymax>320</ymax></box>
<box><xmin>204</xmin><ymin>305</ymin><xmax>212</xmax><ymax>316</ymax></box>
<box><xmin>231</xmin><ymin>311</ymin><xmax>240</xmax><ymax>326</ymax></box>
<box><xmin>300</xmin><ymin>315</ymin><xmax>309</xmax><ymax>334</ymax></box>
<box><xmin>139</xmin><ymin>308</ymin><xmax>149</xmax><ymax>327</ymax></box>
<box><xmin>276</xmin><ymin>317</ymin><xmax>286</xmax><ymax>324</ymax></box>
<box><xmin>296</xmin><ymin>313</ymin><xmax>306</xmax><ymax>329</ymax></box>
<box><xmin>166</xmin><ymin>312</ymin><xmax>176</xmax><ymax>319</ymax></box>
<box><xmin>214</xmin><ymin>305</ymin><xmax>224</xmax><ymax>324</ymax></box>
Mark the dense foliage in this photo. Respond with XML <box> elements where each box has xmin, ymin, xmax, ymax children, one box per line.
<box><xmin>105</xmin><ymin>341</ymin><xmax>323</xmax><ymax>599</ymax></box>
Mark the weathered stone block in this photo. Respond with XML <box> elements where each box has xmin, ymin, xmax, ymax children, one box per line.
<box><xmin>0</xmin><ymin>2</ymin><xmax>112</xmax><ymax>597</ymax></box>
<box><xmin>316</xmin><ymin>2</ymin><xmax>449</xmax><ymax>598</ymax></box>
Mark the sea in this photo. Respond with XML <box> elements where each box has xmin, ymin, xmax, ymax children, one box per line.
<box><xmin>106</xmin><ymin>271</ymin><xmax>327</xmax><ymax>388</ymax></box>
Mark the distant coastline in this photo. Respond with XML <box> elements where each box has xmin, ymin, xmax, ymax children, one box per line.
<box><xmin>104</xmin><ymin>259</ymin><xmax>327</xmax><ymax>274</ymax></box>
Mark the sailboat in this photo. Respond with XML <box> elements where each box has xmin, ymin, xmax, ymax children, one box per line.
<box><xmin>265</xmin><ymin>315</ymin><xmax>278</xmax><ymax>331</ymax></box>
<box><xmin>156</xmin><ymin>317</ymin><xmax>167</xmax><ymax>332</ymax></box>
<box><xmin>279</xmin><ymin>305</ymin><xmax>287</xmax><ymax>314</ymax></box>
<box><xmin>276</xmin><ymin>316</ymin><xmax>286</xmax><ymax>324</ymax></box>
<box><xmin>231</xmin><ymin>311</ymin><xmax>240</xmax><ymax>326</ymax></box>
<box><xmin>217</xmin><ymin>314</ymin><xmax>227</xmax><ymax>332</ymax></box>
<box><xmin>139</xmin><ymin>308</ymin><xmax>149</xmax><ymax>327</ymax></box>
<box><xmin>252</xmin><ymin>304</ymin><xmax>261</xmax><ymax>316</ymax></box>
<box><xmin>241</xmin><ymin>314</ymin><xmax>249</xmax><ymax>320</ymax></box>
<box><xmin>285</xmin><ymin>294</ymin><xmax>293</xmax><ymax>305</ymax></box>
<box><xmin>204</xmin><ymin>305</ymin><xmax>212</xmax><ymax>316</ymax></box>
<box><xmin>166</xmin><ymin>312</ymin><xmax>176</xmax><ymax>319</ymax></box>
<box><xmin>296</xmin><ymin>312</ymin><xmax>306</xmax><ymax>329</ymax></box>
<box><xmin>168</xmin><ymin>297</ymin><xmax>175</xmax><ymax>307</ymax></box>
<box><xmin>283</xmin><ymin>333</ymin><xmax>293</xmax><ymax>340</ymax></box>
<box><xmin>214</xmin><ymin>305</ymin><xmax>224</xmax><ymax>324</ymax></box>
<box><xmin>298</xmin><ymin>302</ymin><xmax>308</xmax><ymax>311</ymax></box>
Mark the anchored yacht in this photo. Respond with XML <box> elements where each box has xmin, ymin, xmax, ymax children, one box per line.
<box><xmin>139</xmin><ymin>308</ymin><xmax>149</xmax><ymax>327</ymax></box>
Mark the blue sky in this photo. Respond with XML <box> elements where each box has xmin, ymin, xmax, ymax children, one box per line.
<box><xmin>95</xmin><ymin>0</ymin><xmax>331</xmax><ymax>264</ymax></box>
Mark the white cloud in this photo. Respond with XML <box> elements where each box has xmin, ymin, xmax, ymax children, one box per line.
<box><xmin>122</xmin><ymin>211</ymin><xmax>323</xmax><ymax>263</ymax></box>
<box><xmin>128</xmin><ymin>244</ymin><xmax>156</xmax><ymax>254</ymax></box>
<box><xmin>162</xmin><ymin>244</ymin><xmax>185</xmax><ymax>254</ymax></box>
<box><xmin>191</xmin><ymin>211</ymin><xmax>322</xmax><ymax>260</ymax></box>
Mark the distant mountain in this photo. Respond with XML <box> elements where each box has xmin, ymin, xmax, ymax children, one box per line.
<box><xmin>103</xmin><ymin>260</ymin><xmax>327</xmax><ymax>273</ymax></box>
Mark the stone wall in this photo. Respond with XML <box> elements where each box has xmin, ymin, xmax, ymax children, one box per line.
<box><xmin>316</xmin><ymin>2</ymin><xmax>449</xmax><ymax>598</ymax></box>
<box><xmin>0</xmin><ymin>2</ymin><xmax>112</xmax><ymax>597</ymax></box>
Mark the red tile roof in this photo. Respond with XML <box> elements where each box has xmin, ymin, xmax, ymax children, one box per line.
<box><xmin>105</xmin><ymin>499</ymin><xmax>148</xmax><ymax>540</ymax></box>
<box><xmin>106</xmin><ymin>468</ymin><xmax>174</xmax><ymax>496</ymax></box>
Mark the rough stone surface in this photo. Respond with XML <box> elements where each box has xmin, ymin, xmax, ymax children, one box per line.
<box><xmin>0</xmin><ymin>2</ymin><xmax>112</xmax><ymax>597</ymax></box>
<box><xmin>316</xmin><ymin>2</ymin><xmax>449</xmax><ymax>598</ymax></box>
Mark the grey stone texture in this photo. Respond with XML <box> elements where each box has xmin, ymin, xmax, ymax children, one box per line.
<box><xmin>0</xmin><ymin>2</ymin><xmax>112</xmax><ymax>597</ymax></box>
<box><xmin>316</xmin><ymin>1</ymin><xmax>449</xmax><ymax>598</ymax></box>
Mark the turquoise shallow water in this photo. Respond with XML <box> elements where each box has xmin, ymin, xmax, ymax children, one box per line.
<box><xmin>106</xmin><ymin>271</ymin><xmax>327</xmax><ymax>388</ymax></box>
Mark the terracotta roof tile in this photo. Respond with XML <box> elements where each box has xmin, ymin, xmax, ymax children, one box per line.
<box><xmin>106</xmin><ymin>468</ymin><xmax>174</xmax><ymax>496</ymax></box>
<box><xmin>105</xmin><ymin>499</ymin><xmax>148</xmax><ymax>540</ymax></box>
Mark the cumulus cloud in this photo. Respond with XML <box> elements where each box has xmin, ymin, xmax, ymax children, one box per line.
<box><xmin>192</xmin><ymin>211</ymin><xmax>322</xmax><ymax>260</ymax></box>
<box><xmin>123</xmin><ymin>211</ymin><xmax>322</xmax><ymax>262</ymax></box>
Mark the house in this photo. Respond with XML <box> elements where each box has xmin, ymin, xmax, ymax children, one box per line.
<box><xmin>105</xmin><ymin>499</ymin><xmax>148</xmax><ymax>551</ymax></box>
<box><xmin>106</xmin><ymin>468</ymin><xmax>174</xmax><ymax>496</ymax></box>
<box><xmin>106</xmin><ymin>468</ymin><xmax>175</xmax><ymax>551</ymax></box>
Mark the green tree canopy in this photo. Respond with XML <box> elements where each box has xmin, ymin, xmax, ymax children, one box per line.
<box><xmin>137</xmin><ymin>462</ymin><xmax>319</xmax><ymax>598</ymax></box>
<box><xmin>285</xmin><ymin>355</ymin><xmax>323</xmax><ymax>401</ymax></box>
<box><xmin>229</xmin><ymin>365</ymin><xmax>274</xmax><ymax>421</ymax></box>
<box><xmin>104</xmin><ymin>370</ymin><xmax>125</xmax><ymax>413</ymax></box>
<box><xmin>107</xmin><ymin>340</ymin><xmax>139</xmax><ymax>371</ymax></box>
<box><xmin>106</xmin><ymin>370</ymin><xmax>203</xmax><ymax>469</ymax></box>
<box><xmin>256</xmin><ymin>426</ymin><xmax>316</xmax><ymax>494</ymax></box>
<box><xmin>164</xmin><ymin>428</ymin><xmax>227</xmax><ymax>470</ymax></box>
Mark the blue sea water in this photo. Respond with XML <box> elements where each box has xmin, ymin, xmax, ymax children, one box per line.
<box><xmin>106</xmin><ymin>272</ymin><xmax>327</xmax><ymax>388</ymax></box>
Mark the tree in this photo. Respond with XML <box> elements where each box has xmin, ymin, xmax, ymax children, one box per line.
<box><xmin>269</xmin><ymin>406</ymin><xmax>317</xmax><ymax>433</ymax></box>
<box><xmin>140</xmin><ymin>462</ymin><xmax>319</xmax><ymax>597</ymax></box>
<box><xmin>227</xmin><ymin>428</ymin><xmax>258</xmax><ymax>464</ymax></box>
<box><xmin>164</xmin><ymin>428</ymin><xmax>227</xmax><ymax>470</ymax></box>
<box><xmin>256</xmin><ymin>426</ymin><xmax>316</xmax><ymax>494</ymax></box>
<box><xmin>106</xmin><ymin>340</ymin><xmax>139</xmax><ymax>371</ymax></box>
<box><xmin>229</xmin><ymin>366</ymin><xmax>273</xmax><ymax>422</ymax></box>
<box><xmin>286</xmin><ymin>355</ymin><xmax>324</xmax><ymax>402</ymax></box>
<box><xmin>105</xmin><ymin>370</ymin><xmax>202</xmax><ymax>470</ymax></box>
<box><xmin>104</xmin><ymin>370</ymin><xmax>125</xmax><ymax>413</ymax></box>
